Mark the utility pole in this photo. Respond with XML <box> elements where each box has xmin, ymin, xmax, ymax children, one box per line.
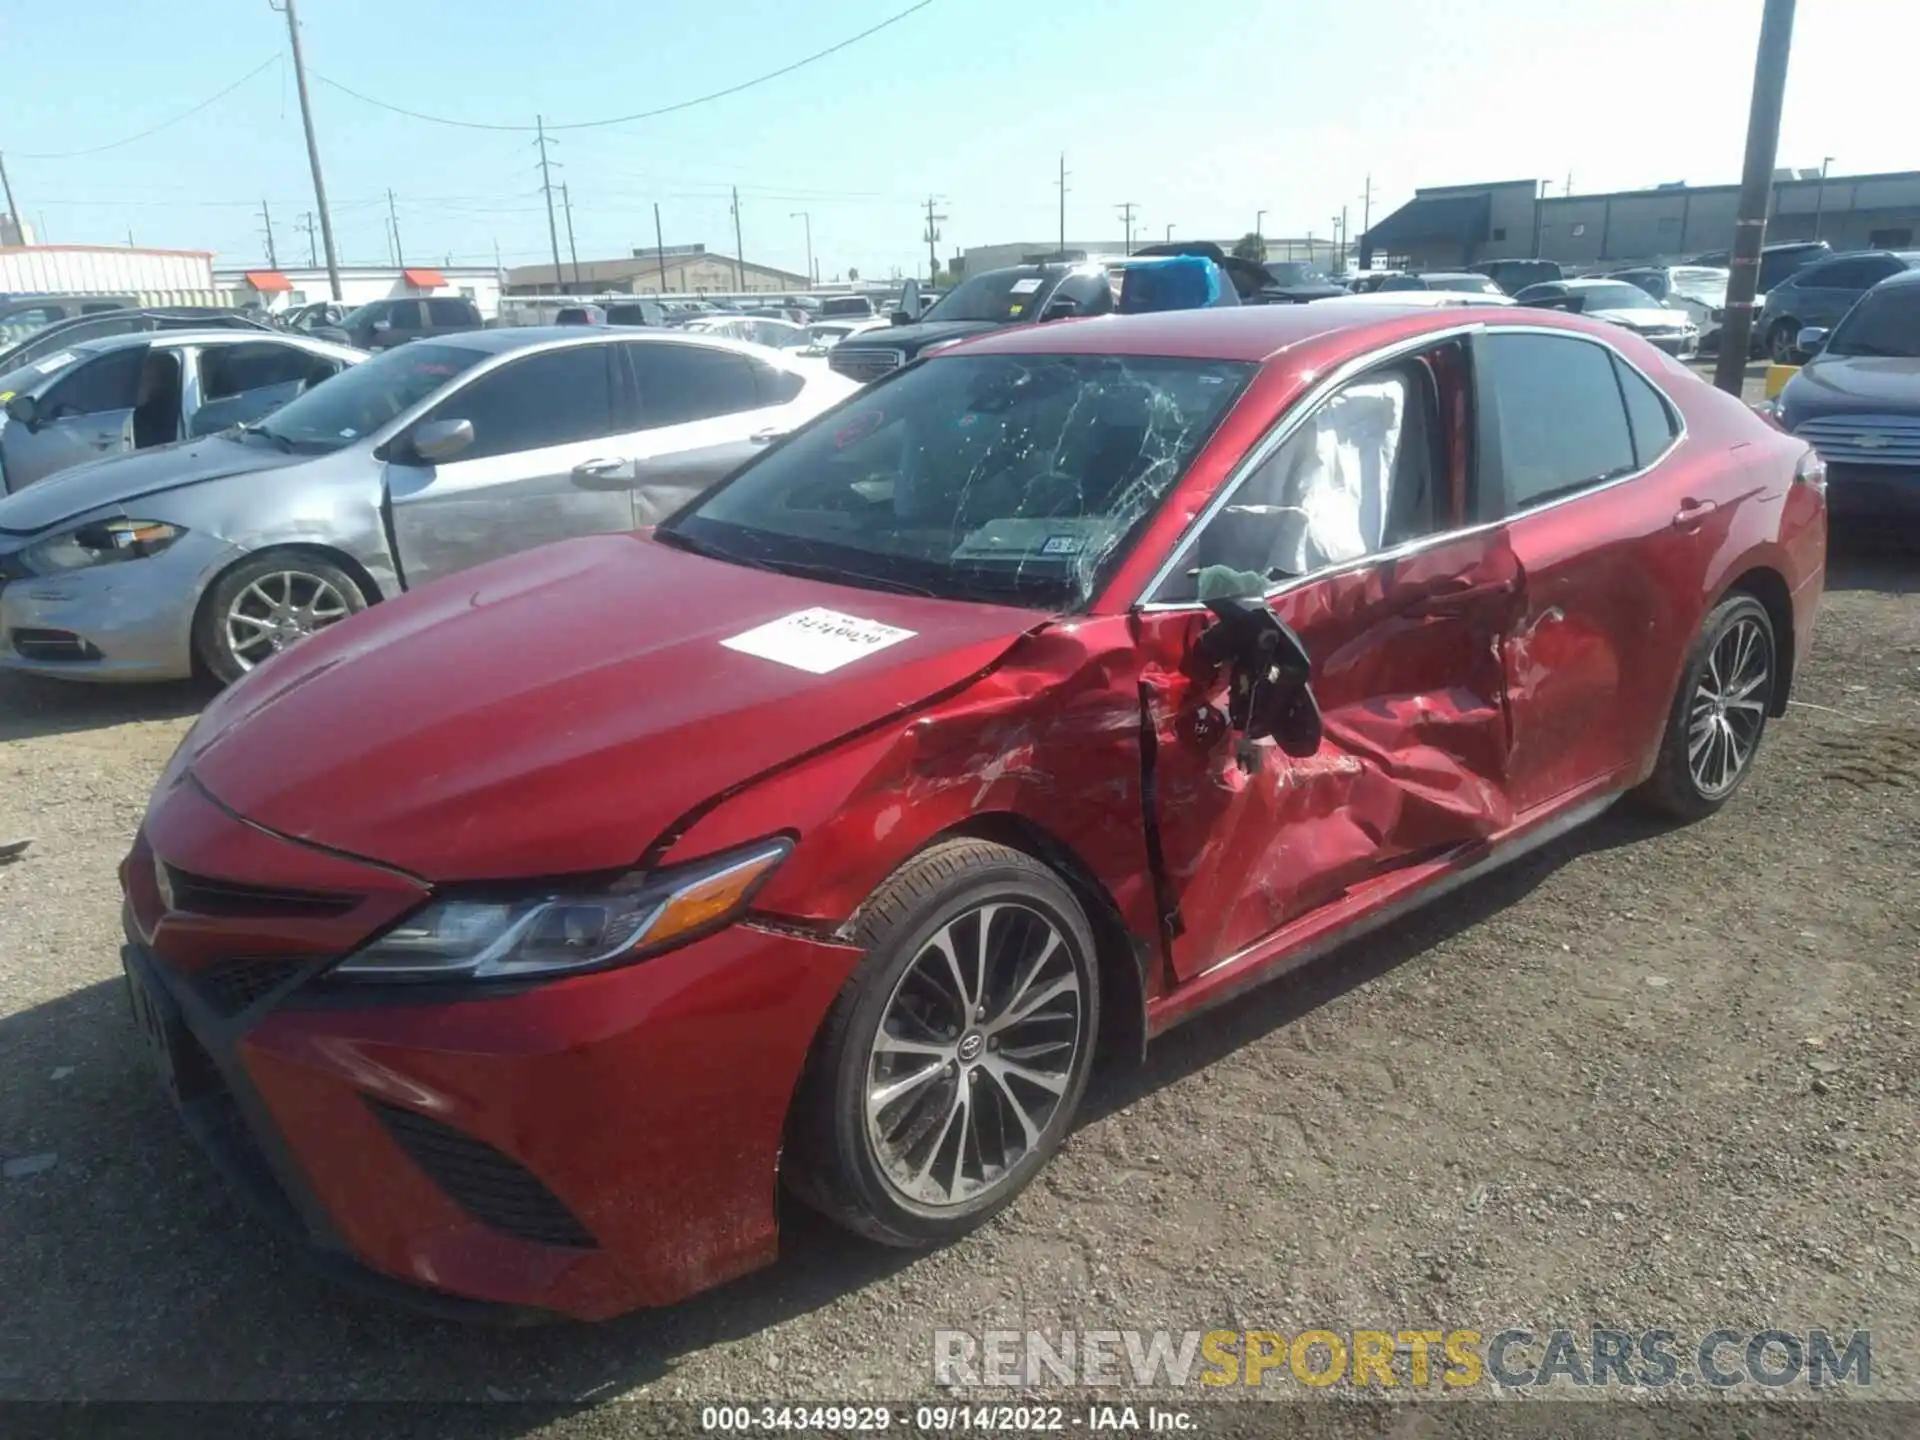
<box><xmin>654</xmin><ymin>202</ymin><xmax>669</xmax><ymax>294</ymax></box>
<box><xmin>0</xmin><ymin>152</ymin><xmax>20</xmax><ymax>237</ymax></box>
<box><xmin>296</xmin><ymin>210</ymin><xmax>318</xmax><ymax>267</ymax></box>
<box><xmin>730</xmin><ymin>185</ymin><xmax>745</xmax><ymax>291</ymax></box>
<box><xmin>273</xmin><ymin>0</ymin><xmax>342</xmax><ymax>300</ymax></box>
<box><xmin>1334</xmin><ymin>207</ymin><xmax>1347</xmax><ymax>273</ymax></box>
<box><xmin>1715</xmin><ymin>0</ymin><xmax>1797</xmax><ymax>394</ymax></box>
<box><xmin>535</xmin><ymin>115</ymin><xmax>564</xmax><ymax>293</ymax></box>
<box><xmin>386</xmin><ymin>189</ymin><xmax>404</xmax><ymax>269</ymax></box>
<box><xmin>1360</xmin><ymin>173</ymin><xmax>1374</xmax><ymax>266</ymax></box>
<box><xmin>1056</xmin><ymin>153</ymin><xmax>1069</xmax><ymax>260</ymax></box>
<box><xmin>1812</xmin><ymin>154</ymin><xmax>1834</xmax><ymax>240</ymax></box>
<box><xmin>1164</xmin><ymin>223</ymin><xmax>1174</xmax><ymax>242</ymax></box>
<box><xmin>561</xmin><ymin>182</ymin><xmax>581</xmax><ymax>289</ymax></box>
<box><xmin>790</xmin><ymin>211</ymin><xmax>813</xmax><ymax>287</ymax></box>
<box><xmin>1256</xmin><ymin>209</ymin><xmax>1268</xmax><ymax>257</ymax></box>
<box><xmin>1115</xmin><ymin>201</ymin><xmax>1138</xmax><ymax>255</ymax></box>
<box><xmin>921</xmin><ymin>196</ymin><xmax>946</xmax><ymax>286</ymax></box>
<box><xmin>1566</xmin><ymin>171</ymin><xmax>1574</xmax><ymax>199</ymax></box>
<box><xmin>260</xmin><ymin>199</ymin><xmax>279</xmax><ymax>268</ymax></box>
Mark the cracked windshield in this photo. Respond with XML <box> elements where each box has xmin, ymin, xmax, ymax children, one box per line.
<box><xmin>671</xmin><ymin>354</ymin><xmax>1251</xmax><ymax>605</ymax></box>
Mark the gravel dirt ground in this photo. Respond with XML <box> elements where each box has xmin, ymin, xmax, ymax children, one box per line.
<box><xmin>2</xmin><ymin>522</ymin><xmax>1915</xmax><ymax>1431</ymax></box>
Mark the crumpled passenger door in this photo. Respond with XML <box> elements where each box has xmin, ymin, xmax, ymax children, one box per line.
<box><xmin>1136</xmin><ymin>528</ymin><xmax>1525</xmax><ymax>983</ymax></box>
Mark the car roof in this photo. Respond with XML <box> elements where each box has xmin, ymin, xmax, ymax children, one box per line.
<box><xmin>68</xmin><ymin>328</ymin><xmax>352</xmax><ymax>355</ymax></box>
<box><xmin>1563</xmin><ymin>276</ymin><xmax>1648</xmax><ymax>289</ymax></box>
<box><xmin>1871</xmin><ymin>267</ymin><xmax>1920</xmax><ymax>290</ymax></box>
<box><xmin>1419</xmin><ymin>272</ymin><xmax>1490</xmax><ymax>281</ymax></box>
<box><xmin>443</xmin><ymin>324</ymin><xmax>809</xmax><ymax>365</ymax></box>
<box><xmin>946</xmin><ymin>299</ymin><xmax>1596</xmax><ymax>365</ymax></box>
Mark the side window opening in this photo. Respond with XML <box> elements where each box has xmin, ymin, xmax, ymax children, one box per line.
<box><xmin>1612</xmin><ymin>354</ymin><xmax>1679</xmax><ymax>471</ymax></box>
<box><xmin>1151</xmin><ymin>356</ymin><xmax>1447</xmax><ymax>604</ymax></box>
<box><xmin>1477</xmin><ymin>332</ymin><xmax>1636</xmax><ymax>515</ymax></box>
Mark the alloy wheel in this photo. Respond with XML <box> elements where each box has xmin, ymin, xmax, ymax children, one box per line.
<box><xmin>1688</xmin><ymin>614</ymin><xmax>1772</xmax><ymax>799</ymax></box>
<box><xmin>224</xmin><ymin>570</ymin><xmax>352</xmax><ymax>671</ymax></box>
<box><xmin>864</xmin><ymin>902</ymin><xmax>1085</xmax><ymax>1209</ymax></box>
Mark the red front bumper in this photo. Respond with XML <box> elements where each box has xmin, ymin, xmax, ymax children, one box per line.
<box><xmin>123</xmin><ymin>778</ymin><xmax>862</xmax><ymax>1321</ymax></box>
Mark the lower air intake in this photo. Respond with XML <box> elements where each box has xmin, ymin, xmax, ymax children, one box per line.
<box><xmin>368</xmin><ymin>1100</ymin><xmax>597</xmax><ymax>1250</ymax></box>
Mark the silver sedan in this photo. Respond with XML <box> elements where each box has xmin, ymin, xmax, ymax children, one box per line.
<box><xmin>0</xmin><ymin>328</ymin><xmax>857</xmax><ymax>683</ymax></box>
<box><xmin>0</xmin><ymin>328</ymin><xmax>366</xmax><ymax>491</ymax></box>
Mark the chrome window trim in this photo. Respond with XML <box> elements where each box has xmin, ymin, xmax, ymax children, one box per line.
<box><xmin>1133</xmin><ymin>322</ymin><xmax>1688</xmax><ymax>613</ymax></box>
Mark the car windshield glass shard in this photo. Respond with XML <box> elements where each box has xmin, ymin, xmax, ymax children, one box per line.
<box><xmin>1826</xmin><ymin>286</ymin><xmax>1920</xmax><ymax>358</ymax></box>
<box><xmin>246</xmin><ymin>343</ymin><xmax>484</xmax><ymax>452</ymax></box>
<box><xmin>668</xmin><ymin>353</ymin><xmax>1255</xmax><ymax>608</ymax></box>
<box><xmin>921</xmin><ymin>272</ymin><xmax>1055</xmax><ymax>324</ymax></box>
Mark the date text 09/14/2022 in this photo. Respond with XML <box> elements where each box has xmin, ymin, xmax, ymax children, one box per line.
<box><xmin>700</xmin><ymin>1404</ymin><xmax>1196</xmax><ymax>1432</ymax></box>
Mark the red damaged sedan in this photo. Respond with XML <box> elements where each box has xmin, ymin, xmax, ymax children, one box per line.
<box><xmin>119</xmin><ymin>301</ymin><xmax>1825</xmax><ymax>1320</ymax></box>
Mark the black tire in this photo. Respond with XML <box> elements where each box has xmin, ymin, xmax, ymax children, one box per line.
<box><xmin>786</xmin><ymin>838</ymin><xmax>1101</xmax><ymax>1248</ymax></box>
<box><xmin>1767</xmin><ymin>320</ymin><xmax>1801</xmax><ymax>364</ymax></box>
<box><xmin>1634</xmin><ymin>593</ymin><xmax>1776</xmax><ymax>821</ymax></box>
<box><xmin>193</xmin><ymin>550</ymin><xmax>368</xmax><ymax>686</ymax></box>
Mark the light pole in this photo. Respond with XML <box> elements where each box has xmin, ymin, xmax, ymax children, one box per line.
<box><xmin>790</xmin><ymin>211</ymin><xmax>813</xmax><ymax>286</ymax></box>
<box><xmin>1164</xmin><ymin>223</ymin><xmax>1174</xmax><ymax>242</ymax></box>
<box><xmin>1255</xmin><ymin>209</ymin><xmax>1267</xmax><ymax>256</ymax></box>
<box><xmin>1812</xmin><ymin>155</ymin><xmax>1834</xmax><ymax>241</ymax></box>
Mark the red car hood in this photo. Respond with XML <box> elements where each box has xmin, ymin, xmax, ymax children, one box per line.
<box><xmin>183</xmin><ymin>533</ymin><xmax>1046</xmax><ymax>881</ymax></box>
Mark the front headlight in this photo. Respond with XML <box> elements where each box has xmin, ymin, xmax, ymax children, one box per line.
<box><xmin>20</xmin><ymin>518</ymin><xmax>185</xmax><ymax>574</ymax></box>
<box><xmin>330</xmin><ymin>838</ymin><xmax>793</xmax><ymax>983</ymax></box>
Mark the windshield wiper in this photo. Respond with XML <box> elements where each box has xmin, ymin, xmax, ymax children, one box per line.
<box><xmin>238</xmin><ymin>422</ymin><xmax>295</xmax><ymax>453</ymax></box>
<box><xmin>751</xmin><ymin>555</ymin><xmax>941</xmax><ymax>598</ymax></box>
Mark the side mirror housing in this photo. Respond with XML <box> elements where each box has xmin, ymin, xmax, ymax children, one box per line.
<box><xmin>4</xmin><ymin>392</ymin><xmax>39</xmax><ymax>429</ymax></box>
<box><xmin>1040</xmin><ymin>297</ymin><xmax>1082</xmax><ymax>322</ymax></box>
<box><xmin>371</xmin><ymin>317</ymin><xmax>394</xmax><ymax>334</ymax></box>
<box><xmin>1194</xmin><ymin>595</ymin><xmax>1323</xmax><ymax>760</ymax></box>
<box><xmin>407</xmin><ymin>417</ymin><xmax>474</xmax><ymax>464</ymax></box>
<box><xmin>1796</xmin><ymin>326</ymin><xmax>1829</xmax><ymax>356</ymax></box>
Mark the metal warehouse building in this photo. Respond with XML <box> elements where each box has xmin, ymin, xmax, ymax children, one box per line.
<box><xmin>1361</xmin><ymin>169</ymin><xmax>1920</xmax><ymax>271</ymax></box>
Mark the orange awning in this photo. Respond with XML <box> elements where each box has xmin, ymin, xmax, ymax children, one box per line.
<box><xmin>243</xmin><ymin>270</ymin><xmax>292</xmax><ymax>293</ymax></box>
<box><xmin>402</xmin><ymin>267</ymin><xmax>446</xmax><ymax>288</ymax></box>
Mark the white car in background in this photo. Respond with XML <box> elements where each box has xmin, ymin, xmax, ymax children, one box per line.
<box><xmin>791</xmin><ymin>317</ymin><xmax>892</xmax><ymax>355</ymax></box>
<box><xmin>1514</xmin><ymin>277</ymin><xmax>1701</xmax><ymax>358</ymax></box>
<box><xmin>1608</xmin><ymin>265</ymin><xmax>1730</xmax><ymax>353</ymax></box>
<box><xmin>683</xmin><ymin>315</ymin><xmax>809</xmax><ymax>350</ymax></box>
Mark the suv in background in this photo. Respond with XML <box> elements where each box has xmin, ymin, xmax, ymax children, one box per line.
<box><xmin>817</xmin><ymin>295</ymin><xmax>877</xmax><ymax>319</ymax></box>
<box><xmin>0</xmin><ymin>307</ymin><xmax>272</xmax><ymax>372</ymax></box>
<box><xmin>314</xmin><ymin>295</ymin><xmax>483</xmax><ymax>351</ymax></box>
<box><xmin>605</xmin><ymin>299</ymin><xmax>668</xmax><ymax>327</ymax></box>
<box><xmin>1756</xmin><ymin>250</ymin><xmax>1920</xmax><ymax>362</ymax></box>
<box><xmin>1687</xmin><ymin>239</ymin><xmax>1831</xmax><ymax>298</ymax></box>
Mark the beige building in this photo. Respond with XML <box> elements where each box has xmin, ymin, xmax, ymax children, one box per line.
<box><xmin>505</xmin><ymin>244</ymin><xmax>810</xmax><ymax>296</ymax></box>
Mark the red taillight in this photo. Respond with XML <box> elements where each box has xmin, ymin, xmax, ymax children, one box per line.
<box><xmin>1794</xmin><ymin>448</ymin><xmax>1827</xmax><ymax>495</ymax></box>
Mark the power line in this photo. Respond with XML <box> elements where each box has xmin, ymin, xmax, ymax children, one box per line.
<box><xmin>12</xmin><ymin>55</ymin><xmax>280</xmax><ymax>159</ymax></box>
<box><xmin>308</xmin><ymin>0</ymin><xmax>935</xmax><ymax>133</ymax></box>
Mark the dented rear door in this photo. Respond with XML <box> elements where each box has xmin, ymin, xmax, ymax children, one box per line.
<box><xmin>1137</xmin><ymin>526</ymin><xmax>1524</xmax><ymax>983</ymax></box>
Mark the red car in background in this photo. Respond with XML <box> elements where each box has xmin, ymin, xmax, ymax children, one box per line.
<box><xmin>119</xmin><ymin>301</ymin><xmax>1826</xmax><ymax>1321</ymax></box>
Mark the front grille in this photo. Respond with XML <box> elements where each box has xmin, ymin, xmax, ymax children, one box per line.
<box><xmin>829</xmin><ymin>346</ymin><xmax>905</xmax><ymax>382</ymax></box>
<box><xmin>1793</xmin><ymin>413</ymin><xmax>1920</xmax><ymax>467</ymax></box>
<box><xmin>369</xmin><ymin>1100</ymin><xmax>598</xmax><ymax>1250</ymax></box>
<box><xmin>192</xmin><ymin>956</ymin><xmax>314</xmax><ymax>1016</ymax></box>
<box><xmin>160</xmin><ymin>863</ymin><xmax>361</xmax><ymax>920</ymax></box>
<box><xmin>10</xmin><ymin>628</ymin><xmax>102</xmax><ymax>662</ymax></box>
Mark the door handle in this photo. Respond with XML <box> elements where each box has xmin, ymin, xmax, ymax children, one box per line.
<box><xmin>1672</xmin><ymin>497</ymin><xmax>1719</xmax><ymax>529</ymax></box>
<box><xmin>748</xmin><ymin>428</ymin><xmax>781</xmax><ymax>446</ymax></box>
<box><xmin>570</xmin><ymin>457</ymin><xmax>633</xmax><ymax>489</ymax></box>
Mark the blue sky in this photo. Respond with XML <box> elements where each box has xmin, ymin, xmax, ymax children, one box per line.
<box><xmin>0</xmin><ymin>0</ymin><xmax>1908</xmax><ymax>280</ymax></box>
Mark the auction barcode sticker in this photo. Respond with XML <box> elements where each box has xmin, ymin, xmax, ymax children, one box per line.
<box><xmin>722</xmin><ymin>608</ymin><xmax>917</xmax><ymax>675</ymax></box>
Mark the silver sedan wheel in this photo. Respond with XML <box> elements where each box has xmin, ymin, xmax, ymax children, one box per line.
<box><xmin>1688</xmin><ymin>614</ymin><xmax>1772</xmax><ymax>798</ymax></box>
<box><xmin>865</xmin><ymin>902</ymin><xmax>1085</xmax><ymax>1209</ymax></box>
<box><xmin>224</xmin><ymin>570</ymin><xmax>352</xmax><ymax>672</ymax></box>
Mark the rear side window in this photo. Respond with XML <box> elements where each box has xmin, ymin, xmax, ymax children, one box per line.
<box><xmin>43</xmin><ymin>347</ymin><xmax>147</xmax><ymax>416</ymax></box>
<box><xmin>427</xmin><ymin>298</ymin><xmax>477</xmax><ymax>325</ymax></box>
<box><xmin>627</xmin><ymin>342</ymin><xmax>762</xmax><ymax>426</ymax></box>
<box><xmin>426</xmin><ymin>344</ymin><xmax>617</xmax><ymax>459</ymax></box>
<box><xmin>1480</xmin><ymin>333</ymin><xmax>1635</xmax><ymax>513</ymax></box>
<box><xmin>1810</xmin><ymin>259</ymin><xmax>1886</xmax><ymax>290</ymax></box>
<box><xmin>1613</xmin><ymin>355</ymin><xmax>1679</xmax><ymax>469</ymax></box>
<box><xmin>200</xmin><ymin>342</ymin><xmax>330</xmax><ymax>400</ymax></box>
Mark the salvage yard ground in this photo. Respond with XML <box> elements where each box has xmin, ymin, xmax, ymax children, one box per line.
<box><xmin>2</xmin><ymin>525</ymin><xmax>1917</xmax><ymax>1424</ymax></box>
